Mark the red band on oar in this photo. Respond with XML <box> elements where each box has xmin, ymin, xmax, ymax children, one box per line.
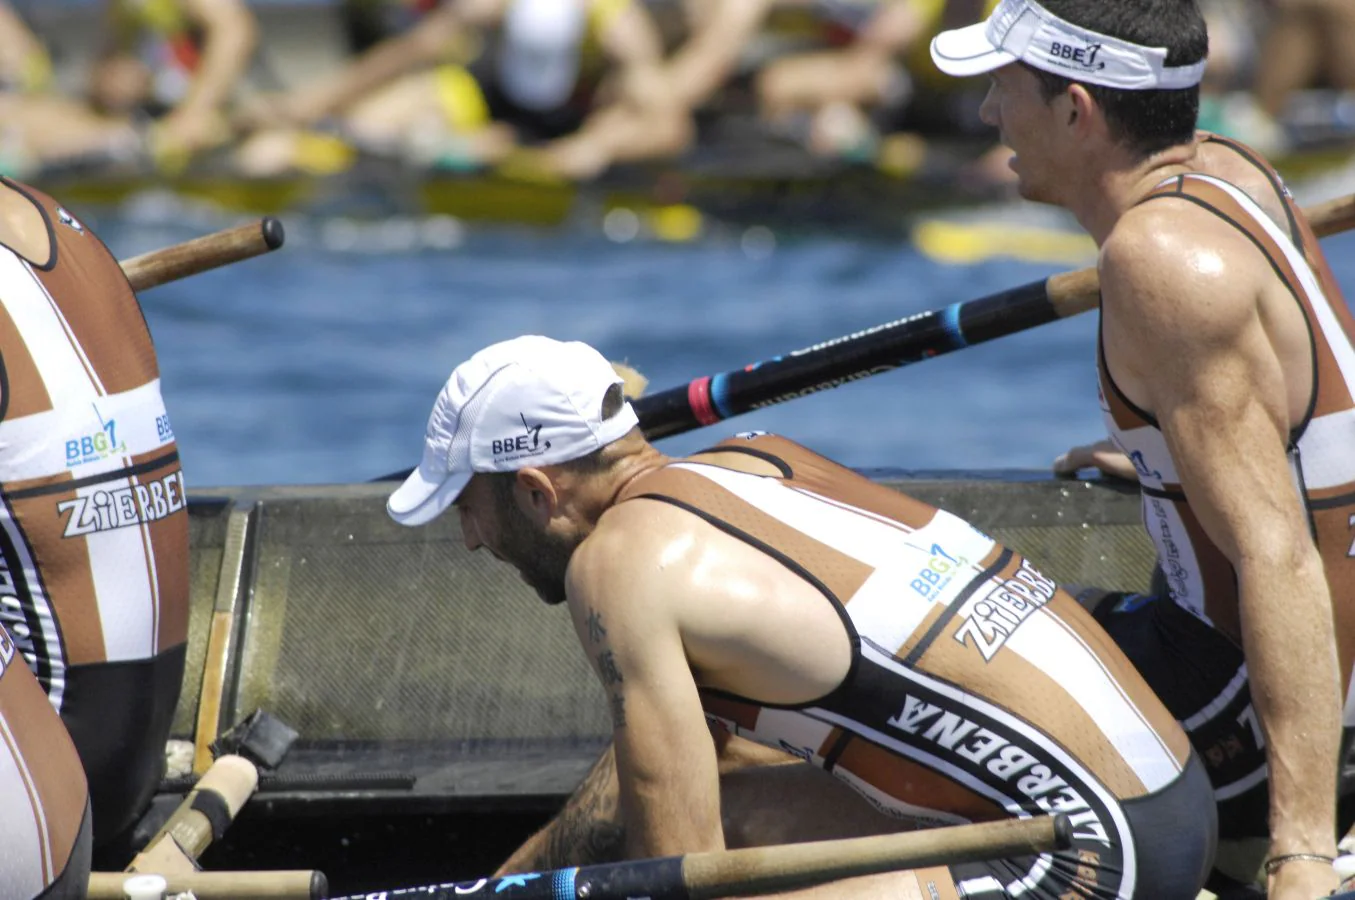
<box><xmin>687</xmin><ymin>377</ymin><xmax>721</xmax><ymax>426</ymax></box>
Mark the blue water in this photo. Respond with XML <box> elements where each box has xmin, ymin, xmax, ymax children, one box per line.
<box><xmin>81</xmin><ymin>197</ymin><xmax>1355</xmax><ymax>488</ymax></box>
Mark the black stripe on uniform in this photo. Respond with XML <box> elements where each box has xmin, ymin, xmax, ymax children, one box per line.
<box><xmin>902</xmin><ymin>548</ymin><xmax>1013</xmax><ymax>667</ymax></box>
<box><xmin>4</xmin><ymin>450</ymin><xmax>179</xmax><ymax>500</ymax></box>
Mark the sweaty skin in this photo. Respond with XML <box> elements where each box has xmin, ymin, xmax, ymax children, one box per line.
<box><xmin>980</xmin><ymin>62</ymin><xmax>1343</xmax><ymax>900</ymax></box>
<box><xmin>459</xmin><ymin>447</ymin><xmax>944</xmax><ymax>899</ymax></box>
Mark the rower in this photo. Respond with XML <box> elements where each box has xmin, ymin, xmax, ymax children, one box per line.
<box><xmin>0</xmin><ymin>177</ymin><xmax>192</xmax><ymax>869</ymax></box>
<box><xmin>388</xmin><ymin>334</ymin><xmax>1216</xmax><ymax>899</ymax></box>
<box><xmin>930</xmin><ymin>1</ymin><xmax>1355</xmax><ymax>895</ymax></box>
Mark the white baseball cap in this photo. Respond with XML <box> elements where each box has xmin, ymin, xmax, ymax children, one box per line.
<box><xmin>388</xmin><ymin>336</ymin><xmax>640</xmax><ymax>527</ymax></box>
<box><xmin>930</xmin><ymin>0</ymin><xmax>1207</xmax><ymax>90</ymax></box>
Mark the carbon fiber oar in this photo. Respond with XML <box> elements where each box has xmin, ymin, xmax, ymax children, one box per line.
<box><xmin>328</xmin><ymin>815</ymin><xmax>1070</xmax><ymax>900</ymax></box>
<box><xmin>634</xmin><ymin>189</ymin><xmax>1355</xmax><ymax>440</ymax></box>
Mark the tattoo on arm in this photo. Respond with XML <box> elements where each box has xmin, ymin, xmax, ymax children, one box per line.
<box><xmin>535</xmin><ymin>745</ymin><xmax>627</xmax><ymax>869</ymax></box>
<box><xmin>588</xmin><ymin>610</ymin><xmax>627</xmax><ymax>730</ymax></box>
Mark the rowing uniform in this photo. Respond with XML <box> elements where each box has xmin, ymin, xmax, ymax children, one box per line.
<box><xmin>0</xmin><ymin>622</ymin><xmax>92</xmax><ymax>900</ymax></box>
<box><xmin>0</xmin><ymin>178</ymin><xmax>190</xmax><ymax>853</ymax></box>
<box><xmin>1094</xmin><ymin>133</ymin><xmax>1355</xmax><ymax>838</ymax></box>
<box><xmin>617</xmin><ymin>433</ymin><xmax>1215</xmax><ymax>900</ymax></box>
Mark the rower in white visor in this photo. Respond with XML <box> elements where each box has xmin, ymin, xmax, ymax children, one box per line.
<box><xmin>929</xmin><ymin>3</ymin><xmax>1355</xmax><ymax>900</ymax></box>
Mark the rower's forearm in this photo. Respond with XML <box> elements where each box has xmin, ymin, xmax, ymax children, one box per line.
<box><xmin>180</xmin><ymin>15</ymin><xmax>256</xmax><ymax>118</ymax></box>
<box><xmin>311</xmin><ymin>25</ymin><xmax>451</xmax><ymax>119</ymax></box>
<box><xmin>495</xmin><ymin>744</ymin><xmax>626</xmax><ymax>874</ymax></box>
<box><xmin>1238</xmin><ymin>557</ymin><xmax>1342</xmax><ymax>854</ymax></box>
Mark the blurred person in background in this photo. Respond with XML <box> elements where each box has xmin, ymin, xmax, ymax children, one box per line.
<box><xmin>0</xmin><ymin>0</ymin><xmax>257</xmax><ymax>176</ymax></box>
<box><xmin>236</xmin><ymin>0</ymin><xmax>689</xmax><ymax>181</ymax></box>
<box><xmin>0</xmin><ymin>1</ymin><xmax>51</xmax><ymax>95</ymax></box>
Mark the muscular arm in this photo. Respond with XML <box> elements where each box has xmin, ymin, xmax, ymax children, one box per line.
<box><xmin>566</xmin><ymin>526</ymin><xmax>725</xmax><ymax>858</ymax></box>
<box><xmin>1101</xmin><ymin>222</ymin><xmax>1342</xmax><ymax>869</ymax></box>
<box><xmin>494</xmin><ymin>743</ymin><xmax>626</xmax><ymax>875</ymax></box>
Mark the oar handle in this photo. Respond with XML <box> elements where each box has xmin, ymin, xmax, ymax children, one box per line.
<box><xmin>326</xmin><ymin>815</ymin><xmax>1070</xmax><ymax>900</ymax></box>
<box><xmin>120</xmin><ymin>217</ymin><xmax>285</xmax><ymax>292</ymax></box>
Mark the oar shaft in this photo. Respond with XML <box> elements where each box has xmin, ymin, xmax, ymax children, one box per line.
<box><xmin>636</xmin><ymin>191</ymin><xmax>1352</xmax><ymax>440</ymax></box>
<box><xmin>635</xmin><ymin>277</ymin><xmax>1055</xmax><ymax>440</ymax></box>
<box><xmin>120</xmin><ymin>217</ymin><xmax>285</xmax><ymax>292</ymax></box>
<box><xmin>327</xmin><ymin>815</ymin><xmax>1069</xmax><ymax>900</ymax></box>
<box><xmin>87</xmin><ymin>870</ymin><xmax>324</xmax><ymax>900</ymax></box>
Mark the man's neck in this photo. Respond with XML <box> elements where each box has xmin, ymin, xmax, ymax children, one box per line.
<box><xmin>1066</xmin><ymin>137</ymin><xmax>1199</xmax><ymax>245</ymax></box>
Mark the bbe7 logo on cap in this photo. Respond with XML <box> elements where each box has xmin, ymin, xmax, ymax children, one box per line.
<box><xmin>388</xmin><ymin>335</ymin><xmax>639</xmax><ymax>527</ymax></box>
<box><xmin>491</xmin><ymin>414</ymin><xmax>552</xmax><ymax>461</ymax></box>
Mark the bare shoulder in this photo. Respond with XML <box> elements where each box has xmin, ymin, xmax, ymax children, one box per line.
<box><xmin>1102</xmin><ymin>201</ymin><xmax>1263</xmax><ymax>339</ymax></box>
<box><xmin>566</xmin><ymin>499</ymin><xmax>699</xmax><ymax>612</ymax></box>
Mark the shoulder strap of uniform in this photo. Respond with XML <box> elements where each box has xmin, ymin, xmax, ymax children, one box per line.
<box><xmin>1200</xmin><ymin>132</ymin><xmax>1301</xmax><ymax>245</ymax></box>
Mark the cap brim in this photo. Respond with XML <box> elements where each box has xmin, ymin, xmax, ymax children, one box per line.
<box><xmin>387</xmin><ymin>458</ymin><xmax>472</xmax><ymax>527</ymax></box>
<box><xmin>930</xmin><ymin>21</ymin><xmax>1018</xmax><ymax>78</ymax></box>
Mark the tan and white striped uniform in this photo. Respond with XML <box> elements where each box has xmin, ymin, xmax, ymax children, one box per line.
<box><xmin>618</xmin><ymin>434</ymin><xmax>1213</xmax><ymax>900</ymax></box>
<box><xmin>1095</xmin><ymin>147</ymin><xmax>1355</xmax><ymax>822</ymax></box>
<box><xmin>0</xmin><ymin>178</ymin><xmax>189</xmax><ymax>701</ymax></box>
<box><xmin>1099</xmin><ymin>161</ymin><xmax>1355</xmax><ymax>718</ymax></box>
<box><xmin>0</xmin><ymin>614</ymin><xmax>91</xmax><ymax>899</ymax></box>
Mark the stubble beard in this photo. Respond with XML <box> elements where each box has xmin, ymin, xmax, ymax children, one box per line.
<box><xmin>499</xmin><ymin>502</ymin><xmax>580</xmax><ymax>607</ymax></box>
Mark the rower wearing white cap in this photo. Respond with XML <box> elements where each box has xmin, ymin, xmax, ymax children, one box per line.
<box><xmin>930</xmin><ymin>3</ymin><xmax>1355</xmax><ymax>899</ymax></box>
<box><xmin>389</xmin><ymin>334</ymin><xmax>1217</xmax><ymax>900</ymax></box>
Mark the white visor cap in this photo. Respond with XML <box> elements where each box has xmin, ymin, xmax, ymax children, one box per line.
<box><xmin>931</xmin><ymin>0</ymin><xmax>1206</xmax><ymax>90</ymax></box>
<box><xmin>497</xmin><ymin>0</ymin><xmax>587</xmax><ymax>112</ymax></box>
<box><xmin>388</xmin><ymin>335</ymin><xmax>640</xmax><ymax>527</ymax></box>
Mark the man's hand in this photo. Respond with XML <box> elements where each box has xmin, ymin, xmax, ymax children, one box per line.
<box><xmin>1052</xmin><ymin>438</ymin><xmax>1137</xmax><ymax>481</ymax></box>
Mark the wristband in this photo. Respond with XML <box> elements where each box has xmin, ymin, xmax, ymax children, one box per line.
<box><xmin>1264</xmin><ymin>853</ymin><xmax>1336</xmax><ymax>876</ymax></box>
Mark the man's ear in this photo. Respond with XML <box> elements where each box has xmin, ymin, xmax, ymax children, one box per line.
<box><xmin>513</xmin><ymin>468</ymin><xmax>558</xmax><ymax>526</ymax></box>
<box><xmin>1066</xmin><ymin>83</ymin><xmax>1099</xmax><ymax>135</ymax></box>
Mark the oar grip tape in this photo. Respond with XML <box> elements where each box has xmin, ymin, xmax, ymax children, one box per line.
<box><xmin>189</xmin><ymin>789</ymin><xmax>234</xmax><ymax>842</ymax></box>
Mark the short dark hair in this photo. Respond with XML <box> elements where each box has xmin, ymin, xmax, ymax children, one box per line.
<box><xmin>1024</xmin><ymin>0</ymin><xmax>1207</xmax><ymax>158</ymax></box>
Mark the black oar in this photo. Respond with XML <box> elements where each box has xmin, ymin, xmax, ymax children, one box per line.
<box><xmin>636</xmin><ymin>189</ymin><xmax>1355</xmax><ymax>440</ymax></box>
<box><xmin>326</xmin><ymin>815</ymin><xmax>1069</xmax><ymax>900</ymax></box>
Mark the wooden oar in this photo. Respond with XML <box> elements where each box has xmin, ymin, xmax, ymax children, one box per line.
<box><xmin>120</xmin><ymin>216</ymin><xmax>285</xmax><ymax>292</ymax></box>
<box><xmin>633</xmin><ymin>190</ymin><xmax>1355</xmax><ymax>440</ymax></box>
<box><xmin>328</xmin><ymin>814</ymin><xmax>1069</xmax><ymax>900</ymax></box>
<box><xmin>88</xmin><ymin>869</ymin><xmax>325</xmax><ymax>900</ymax></box>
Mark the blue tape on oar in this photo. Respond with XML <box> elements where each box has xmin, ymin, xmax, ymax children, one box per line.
<box><xmin>941</xmin><ymin>302</ymin><xmax>968</xmax><ymax>349</ymax></box>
